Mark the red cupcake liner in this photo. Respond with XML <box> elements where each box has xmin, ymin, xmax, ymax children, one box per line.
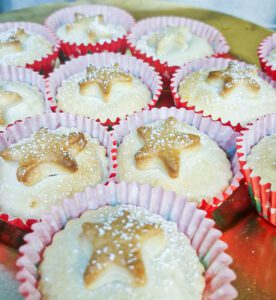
<box><xmin>0</xmin><ymin>112</ymin><xmax>117</xmax><ymax>231</ymax></box>
<box><xmin>258</xmin><ymin>33</ymin><xmax>276</xmax><ymax>80</ymax></box>
<box><xmin>0</xmin><ymin>22</ymin><xmax>60</xmax><ymax>76</ymax></box>
<box><xmin>46</xmin><ymin>52</ymin><xmax>163</xmax><ymax>127</ymax></box>
<box><xmin>170</xmin><ymin>57</ymin><xmax>276</xmax><ymax>132</ymax></box>
<box><xmin>236</xmin><ymin>112</ymin><xmax>276</xmax><ymax>226</ymax></box>
<box><xmin>127</xmin><ymin>16</ymin><xmax>230</xmax><ymax>86</ymax></box>
<box><xmin>45</xmin><ymin>5</ymin><xmax>135</xmax><ymax>61</ymax></box>
<box><xmin>112</xmin><ymin>107</ymin><xmax>243</xmax><ymax>214</ymax></box>
<box><xmin>16</xmin><ymin>181</ymin><xmax>237</xmax><ymax>300</ymax></box>
<box><xmin>0</xmin><ymin>64</ymin><xmax>51</xmax><ymax>131</ymax></box>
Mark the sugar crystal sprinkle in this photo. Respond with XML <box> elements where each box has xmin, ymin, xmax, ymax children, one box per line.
<box><xmin>207</xmin><ymin>61</ymin><xmax>260</xmax><ymax>96</ymax></box>
<box><xmin>0</xmin><ymin>128</ymin><xmax>87</xmax><ymax>186</ymax></box>
<box><xmin>80</xmin><ymin>210</ymin><xmax>164</xmax><ymax>288</ymax></box>
<box><xmin>135</xmin><ymin>117</ymin><xmax>200</xmax><ymax>178</ymax></box>
<box><xmin>78</xmin><ymin>63</ymin><xmax>132</xmax><ymax>101</ymax></box>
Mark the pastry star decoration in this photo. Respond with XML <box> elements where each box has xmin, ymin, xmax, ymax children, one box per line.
<box><xmin>0</xmin><ymin>28</ymin><xmax>28</xmax><ymax>53</ymax></box>
<box><xmin>79</xmin><ymin>63</ymin><xmax>132</xmax><ymax>101</ymax></box>
<box><xmin>0</xmin><ymin>128</ymin><xmax>87</xmax><ymax>186</ymax></box>
<box><xmin>207</xmin><ymin>61</ymin><xmax>260</xmax><ymax>96</ymax></box>
<box><xmin>135</xmin><ymin>117</ymin><xmax>200</xmax><ymax>178</ymax></box>
<box><xmin>147</xmin><ymin>26</ymin><xmax>191</xmax><ymax>56</ymax></box>
<box><xmin>81</xmin><ymin>210</ymin><xmax>164</xmax><ymax>288</ymax></box>
<box><xmin>0</xmin><ymin>86</ymin><xmax>22</xmax><ymax>125</ymax></box>
<box><xmin>66</xmin><ymin>13</ymin><xmax>108</xmax><ymax>43</ymax></box>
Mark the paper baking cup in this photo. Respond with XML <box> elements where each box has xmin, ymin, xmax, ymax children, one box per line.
<box><xmin>16</xmin><ymin>181</ymin><xmax>238</xmax><ymax>300</ymax></box>
<box><xmin>171</xmin><ymin>57</ymin><xmax>276</xmax><ymax>132</ymax></box>
<box><xmin>112</xmin><ymin>107</ymin><xmax>243</xmax><ymax>214</ymax></box>
<box><xmin>258</xmin><ymin>33</ymin><xmax>276</xmax><ymax>80</ymax></box>
<box><xmin>127</xmin><ymin>16</ymin><xmax>230</xmax><ymax>86</ymax></box>
<box><xmin>0</xmin><ymin>112</ymin><xmax>117</xmax><ymax>231</ymax></box>
<box><xmin>45</xmin><ymin>5</ymin><xmax>135</xmax><ymax>61</ymax></box>
<box><xmin>237</xmin><ymin>113</ymin><xmax>276</xmax><ymax>226</ymax></box>
<box><xmin>0</xmin><ymin>22</ymin><xmax>60</xmax><ymax>76</ymax></box>
<box><xmin>0</xmin><ymin>64</ymin><xmax>51</xmax><ymax>131</ymax></box>
<box><xmin>46</xmin><ymin>52</ymin><xmax>163</xmax><ymax>127</ymax></box>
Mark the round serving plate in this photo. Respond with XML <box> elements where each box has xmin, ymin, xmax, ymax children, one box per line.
<box><xmin>0</xmin><ymin>1</ymin><xmax>275</xmax><ymax>300</ymax></box>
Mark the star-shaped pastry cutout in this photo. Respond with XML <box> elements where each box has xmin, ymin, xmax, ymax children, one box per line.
<box><xmin>135</xmin><ymin>117</ymin><xmax>200</xmax><ymax>178</ymax></box>
<box><xmin>81</xmin><ymin>210</ymin><xmax>164</xmax><ymax>288</ymax></box>
<box><xmin>0</xmin><ymin>128</ymin><xmax>87</xmax><ymax>186</ymax></box>
<box><xmin>66</xmin><ymin>13</ymin><xmax>105</xmax><ymax>44</ymax></box>
<box><xmin>207</xmin><ymin>61</ymin><xmax>260</xmax><ymax>96</ymax></box>
<box><xmin>0</xmin><ymin>28</ymin><xmax>28</xmax><ymax>54</ymax></box>
<box><xmin>0</xmin><ymin>86</ymin><xmax>22</xmax><ymax>125</ymax></box>
<box><xmin>79</xmin><ymin>63</ymin><xmax>133</xmax><ymax>101</ymax></box>
<box><xmin>147</xmin><ymin>26</ymin><xmax>190</xmax><ymax>56</ymax></box>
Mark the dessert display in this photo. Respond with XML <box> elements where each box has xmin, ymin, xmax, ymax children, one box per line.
<box><xmin>0</xmin><ymin>3</ymin><xmax>275</xmax><ymax>300</ymax></box>
<box><xmin>172</xmin><ymin>58</ymin><xmax>276</xmax><ymax>130</ymax></box>
<box><xmin>17</xmin><ymin>182</ymin><xmax>238</xmax><ymax>300</ymax></box>
<box><xmin>47</xmin><ymin>53</ymin><xmax>162</xmax><ymax>125</ymax></box>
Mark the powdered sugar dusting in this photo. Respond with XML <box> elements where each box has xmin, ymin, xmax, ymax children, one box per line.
<box><xmin>38</xmin><ymin>205</ymin><xmax>205</xmax><ymax>299</ymax></box>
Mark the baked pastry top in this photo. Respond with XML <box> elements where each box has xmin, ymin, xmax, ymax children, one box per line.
<box><xmin>135</xmin><ymin>26</ymin><xmax>214</xmax><ymax>67</ymax></box>
<box><xmin>0</xmin><ymin>80</ymin><xmax>44</xmax><ymax>129</ymax></box>
<box><xmin>0</xmin><ymin>127</ymin><xmax>108</xmax><ymax>219</ymax></box>
<box><xmin>117</xmin><ymin>117</ymin><xmax>232</xmax><ymax>203</ymax></box>
<box><xmin>0</xmin><ymin>28</ymin><xmax>53</xmax><ymax>66</ymax></box>
<box><xmin>57</xmin><ymin>13</ymin><xmax>126</xmax><ymax>45</ymax></box>
<box><xmin>56</xmin><ymin>63</ymin><xmax>152</xmax><ymax>122</ymax></box>
<box><xmin>38</xmin><ymin>205</ymin><xmax>205</xmax><ymax>300</ymax></box>
<box><xmin>178</xmin><ymin>61</ymin><xmax>276</xmax><ymax>126</ymax></box>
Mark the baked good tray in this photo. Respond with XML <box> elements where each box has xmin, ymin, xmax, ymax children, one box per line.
<box><xmin>0</xmin><ymin>1</ymin><xmax>275</xmax><ymax>299</ymax></box>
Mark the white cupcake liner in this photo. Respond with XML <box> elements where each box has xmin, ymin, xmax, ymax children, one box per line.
<box><xmin>0</xmin><ymin>64</ymin><xmax>50</xmax><ymax>131</ymax></box>
<box><xmin>171</xmin><ymin>57</ymin><xmax>276</xmax><ymax>132</ymax></box>
<box><xmin>237</xmin><ymin>112</ymin><xmax>276</xmax><ymax>225</ymax></box>
<box><xmin>127</xmin><ymin>16</ymin><xmax>230</xmax><ymax>84</ymax></box>
<box><xmin>46</xmin><ymin>52</ymin><xmax>163</xmax><ymax>126</ymax></box>
<box><xmin>0</xmin><ymin>22</ymin><xmax>60</xmax><ymax>75</ymax></box>
<box><xmin>16</xmin><ymin>181</ymin><xmax>238</xmax><ymax>300</ymax></box>
<box><xmin>0</xmin><ymin>112</ymin><xmax>117</xmax><ymax>230</ymax></box>
<box><xmin>112</xmin><ymin>107</ymin><xmax>243</xmax><ymax>213</ymax></box>
<box><xmin>45</xmin><ymin>5</ymin><xmax>135</xmax><ymax>59</ymax></box>
<box><xmin>258</xmin><ymin>33</ymin><xmax>276</xmax><ymax>80</ymax></box>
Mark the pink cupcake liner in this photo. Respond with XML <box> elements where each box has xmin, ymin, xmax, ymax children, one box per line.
<box><xmin>0</xmin><ymin>22</ymin><xmax>60</xmax><ymax>76</ymax></box>
<box><xmin>0</xmin><ymin>64</ymin><xmax>51</xmax><ymax>131</ymax></box>
<box><xmin>258</xmin><ymin>33</ymin><xmax>276</xmax><ymax>80</ymax></box>
<box><xmin>0</xmin><ymin>112</ymin><xmax>117</xmax><ymax>231</ymax></box>
<box><xmin>170</xmin><ymin>57</ymin><xmax>276</xmax><ymax>132</ymax></box>
<box><xmin>112</xmin><ymin>107</ymin><xmax>243</xmax><ymax>214</ymax></box>
<box><xmin>45</xmin><ymin>5</ymin><xmax>135</xmax><ymax>60</ymax></box>
<box><xmin>46</xmin><ymin>52</ymin><xmax>163</xmax><ymax>127</ymax></box>
<box><xmin>237</xmin><ymin>112</ymin><xmax>276</xmax><ymax>226</ymax></box>
<box><xmin>127</xmin><ymin>16</ymin><xmax>230</xmax><ymax>86</ymax></box>
<box><xmin>16</xmin><ymin>181</ymin><xmax>238</xmax><ymax>300</ymax></box>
